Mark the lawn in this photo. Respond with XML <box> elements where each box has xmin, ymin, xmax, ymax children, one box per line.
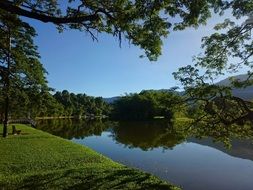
<box><xmin>0</xmin><ymin>124</ymin><xmax>180</xmax><ymax>190</ymax></box>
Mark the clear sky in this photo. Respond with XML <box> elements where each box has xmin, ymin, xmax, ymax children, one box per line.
<box><xmin>25</xmin><ymin>12</ymin><xmax>244</xmax><ymax>98</ymax></box>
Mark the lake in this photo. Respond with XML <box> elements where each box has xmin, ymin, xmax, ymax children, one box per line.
<box><xmin>37</xmin><ymin>119</ymin><xmax>253</xmax><ymax>190</ymax></box>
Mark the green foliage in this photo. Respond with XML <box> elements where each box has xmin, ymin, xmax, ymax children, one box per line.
<box><xmin>53</xmin><ymin>90</ymin><xmax>111</xmax><ymax>117</ymax></box>
<box><xmin>0</xmin><ymin>124</ymin><xmax>179</xmax><ymax>190</ymax></box>
<box><xmin>0</xmin><ymin>88</ymin><xmax>112</xmax><ymax>119</ymax></box>
<box><xmin>1</xmin><ymin>0</ymin><xmax>247</xmax><ymax>61</ymax></box>
<box><xmin>0</xmin><ymin>10</ymin><xmax>49</xmax><ymax>121</ymax></box>
<box><xmin>171</xmin><ymin>118</ymin><xmax>253</xmax><ymax>148</ymax></box>
<box><xmin>35</xmin><ymin>91</ymin><xmax>65</xmax><ymax>117</ymax></box>
<box><xmin>191</xmin><ymin>122</ymin><xmax>253</xmax><ymax>148</ymax></box>
<box><xmin>112</xmin><ymin>90</ymin><xmax>185</xmax><ymax>120</ymax></box>
<box><xmin>173</xmin><ymin>1</ymin><xmax>253</xmax><ymax>125</ymax></box>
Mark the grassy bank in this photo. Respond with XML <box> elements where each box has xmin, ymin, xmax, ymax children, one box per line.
<box><xmin>0</xmin><ymin>125</ymin><xmax>180</xmax><ymax>190</ymax></box>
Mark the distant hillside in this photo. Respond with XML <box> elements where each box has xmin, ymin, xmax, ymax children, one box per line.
<box><xmin>103</xmin><ymin>89</ymin><xmax>183</xmax><ymax>104</ymax></box>
<box><xmin>216</xmin><ymin>74</ymin><xmax>249</xmax><ymax>86</ymax></box>
<box><xmin>216</xmin><ymin>74</ymin><xmax>253</xmax><ymax>101</ymax></box>
<box><xmin>103</xmin><ymin>74</ymin><xmax>253</xmax><ymax>103</ymax></box>
<box><xmin>103</xmin><ymin>97</ymin><xmax>120</xmax><ymax>104</ymax></box>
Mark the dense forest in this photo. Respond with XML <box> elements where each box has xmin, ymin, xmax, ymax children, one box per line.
<box><xmin>0</xmin><ymin>87</ymin><xmax>187</xmax><ymax>121</ymax></box>
<box><xmin>111</xmin><ymin>90</ymin><xmax>186</xmax><ymax>120</ymax></box>
<box><xmin>0</xmin><ymin>89</ymin><xmax>111</xmax><ymax>120</ymax></box>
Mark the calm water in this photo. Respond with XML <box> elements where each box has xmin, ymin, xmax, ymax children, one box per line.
<box><xmin>37</xmin><ymin>119</ymin><xmax>253</xmax><ymax>190</ymax></box>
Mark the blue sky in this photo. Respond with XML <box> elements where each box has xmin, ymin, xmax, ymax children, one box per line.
<box><xmin>26</xmin><ymin>12</ymin><xmax>244</xmax><ymax>98</ymax></box>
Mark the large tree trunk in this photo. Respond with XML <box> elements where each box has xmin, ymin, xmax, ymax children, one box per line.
<box><xmin>3</xmin><ymin>96</ymin><xmax>9</xmax><ymax>137</ymax></box>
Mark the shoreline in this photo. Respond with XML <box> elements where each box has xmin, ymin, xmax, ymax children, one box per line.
<box><xmin>0</xmin><ymin>124</ymin><xmax>180</xmax><ymax>189</ymax></box>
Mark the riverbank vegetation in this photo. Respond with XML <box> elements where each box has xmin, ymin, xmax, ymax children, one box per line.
<box><xmin>1</xmin><ymin>87</ymin><xmax>186</xmax><ymax>122</ymax></box>
<box><xmin>0</xmin><ymin>88</ymin><xmax>111</xmax><ymax>121</ymax></box>
<box><xmin>0</xmin><ymin>124</ymin><xmax>179</xmax><ymax>190</ymax></box>
<box><xmin>111</xmin><ymin>90</ymin><xmax>185</xmax><ymax>120</ymax></box>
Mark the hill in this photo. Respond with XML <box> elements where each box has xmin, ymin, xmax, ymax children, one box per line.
<box><xmin>216</xmin><ymin>74</ymin><xmax>253</xmax><ymax>101</ymax></box>
<box><xmin>103</xmin><ymin>96</ymin><xmax>120</xmax><ymax>104</ymax></box>
<box><xmin>103</xmin><ymin>74</ymin><xmax>253</xmax><ymax>103</ymax></box>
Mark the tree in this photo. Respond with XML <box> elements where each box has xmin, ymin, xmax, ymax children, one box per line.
<box><xmin>111</xmin><ymin>90</ymin><xmax>183</xmax><ymax>120</ymax></box>
<box><xmin>0</xmin><ymin>10</ymin><xmax>48</xmax><ymax>137</ymax></box>
<box><xmin>0</xmin><ymin>0</ymin><xmax>241</xmax><ymax>61</ymax></box>
<box><xmin>53</xmin><ymin>90</ymin><xmax>111</xmax><ymax>117</ymax></box>
<box><xmin>173</xmin><ymin>2</ymin><xmax>253</xmax><ymax>126</ymax></box>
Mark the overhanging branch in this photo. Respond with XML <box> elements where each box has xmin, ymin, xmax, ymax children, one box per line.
<box><xmin>0</xmin><ymin>1</ymin><xmax>99</xmax><ymax>24</ymax></box>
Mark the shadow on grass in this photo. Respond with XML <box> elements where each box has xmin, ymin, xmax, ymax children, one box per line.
<box><xmin>1</xmin><ymin>167</ymin><xmax>175</xmax><ymax>190</ymax></box>
<box><xmin>0</xmin><ymin>133</ymin><xmax>30</xmax><ymax>136</ymax></box>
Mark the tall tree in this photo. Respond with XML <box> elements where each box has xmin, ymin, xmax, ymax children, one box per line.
<box><xmin>0</xmin><ymin>10</ymin><xmax>47</xmax><ymax>137</ymax></box>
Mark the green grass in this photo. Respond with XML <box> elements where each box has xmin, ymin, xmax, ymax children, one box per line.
<box><xmin>0</xmin><ymin>124</ymin><xmax>180</xmax><ymax>190</ymax></box>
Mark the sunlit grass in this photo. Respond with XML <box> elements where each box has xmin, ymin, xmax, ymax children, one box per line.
<box><xmin>0</xmin><ymin>124</ymin><xmax>180</xmax><ymax>189</ymax></box>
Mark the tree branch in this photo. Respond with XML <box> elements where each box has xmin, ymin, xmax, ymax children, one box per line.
<box><xmin>0</xmin><ymin>1</ymin><xmax>99</xmax><ymax>24</ymax></box>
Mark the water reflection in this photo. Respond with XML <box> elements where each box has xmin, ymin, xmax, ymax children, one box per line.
<box><xmin>189</xmin><ymin>121</ymin><xmax>253</xmax><ymax>148</ymax></box>
<box><xmin>36</xmin><ymin>119</ymin><xmax>253</xmax><ymax>190</ymax></box>
<box><xmin>111</xmin><ymin>121</ymin><xmax>186</xmax><ymax>150</ymax></box>
<box><xmin>37</xmin><ymin>119</ymin><xmax>114</xmax><ymax>139</ymax></box>
<box><xmin>36</xmin><ymin>119</ymin><xmax>253</xmax><ymax>158</ymax></box>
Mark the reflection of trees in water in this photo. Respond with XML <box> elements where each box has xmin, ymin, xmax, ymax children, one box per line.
<box><xmin>36</xmin><ymin>119</ymin><xmax>116</xmax><ymax>139</ymax></box>
<box><xmin>37</xmin><ymin>119</ymin><xmax>253</xmax><ymax>151</ymax></box>
<box><xmin>189</xmin><ymin>122</ymin><xmax>253</xmax><ymax>148</ymax></box>
<box><xmin>112</xmin><ymin>120</ymin><xmax>253</xmax><ymax>150</ymax></box>
<box><xmin>189</xmin><ymin>138</ymin><xmax>253</xmax><ymax>161</ymax></box>
<box><xmin>111</xmin><ymin>120</ymin><xmax>187</xmax><ymax>151</ymax></box>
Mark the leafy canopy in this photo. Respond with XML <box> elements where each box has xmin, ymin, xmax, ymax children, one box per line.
<box><xmin>2</xmin><ymin>0</ymin><xmax>252</xmax><ymax>61</ymax></box>
<box><xmin>173</xmin><ymin>1</ymin><xmax>253</xmax><ymax>125</ymax></box>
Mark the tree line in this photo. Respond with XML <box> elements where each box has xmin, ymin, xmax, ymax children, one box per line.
<box><xmin>52</xmin><ymin>90</ymin><xmax>111</xmax><ymax>118</ymax></box>
<box><xmin>0</xmin><ymin>86</ymin><xmax>187</xmax><ymax>121</ymax></box>
<box><xmin>0</xmin><ymin>89</ymin><xmax>111</xmax><ymax>120</ymax></box>
<box><xmin>111</xmin><ymin>90</ymin><xmax>186</xmax><ymax>120</ymax></box>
